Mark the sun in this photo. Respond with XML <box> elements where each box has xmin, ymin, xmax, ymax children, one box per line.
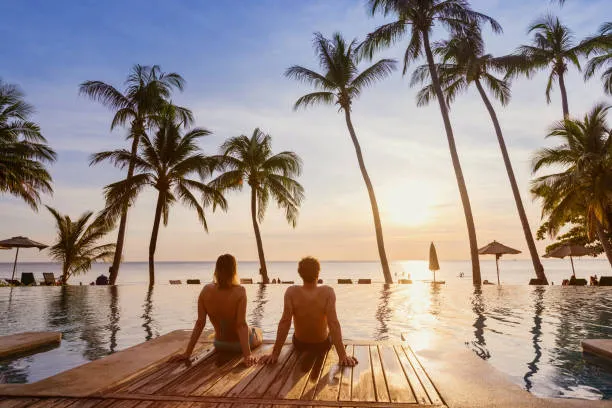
<box><xmin>380</xmin><ymin>180</ymin><xmax>438</xmax><ymax>227</ymax></box>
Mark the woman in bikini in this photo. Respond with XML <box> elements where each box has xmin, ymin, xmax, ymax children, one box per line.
<box><xmin>171</xmin><ymin>254</ymin><xmax>263</xmax><ymax>366</ymax></box>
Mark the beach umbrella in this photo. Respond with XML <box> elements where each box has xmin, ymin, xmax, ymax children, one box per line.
<box><xmin>478</xmin><ymin>241</ymin><xmax>521</xmax><ymax>285</ymax></box>
<box><xmin>0</xmin><ymin>236</ymin><xmax>48</xmax><ymax>282</ymax></box>
<box><xmin>429</xmin><ymin>242</ymin><xmax>440</xmax><ymax>282</ymax></box>
<box><xmin>543</xmin><ymin>244</ymin><xmax>593</xmax><ymax>277</ymax></box>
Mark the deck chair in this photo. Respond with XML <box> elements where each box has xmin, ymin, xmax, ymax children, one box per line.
<box><xmin>169</xmin><ymin>280</ymin><xmax>182</xmax><ymax>285</ymax></box>
<box><xmin>357</xmin><ymin>279</ymin><xmax>372</xmax><ymax>284</ymax></box>
<box><xmin>240</xmin><ymin>278</ymin><xmax>253</xmax><ymax>284</ymax></box>
<box><xmin>599</xmin><ymin>276</ymin><xmax>612</xmax><ymax>286</ymax></box>
<box><xmin>43</xmin><ymin>273</ymin><xmax>56</xmax><ymax>285</ymax></box>
<box><xmin>186</xmin><ymin>279</ymin><xmax>201</xmax><ymax>284</ymax></box>
<box><xmin>21</xmin><ymin>272</ymin><xmax>36</xmax><ymax>286</ymax></box>
<box><xmin>398</xmin><ymin>279</ymin><xmax>413</xmax><ymax>284</ymax></box>
<box><xmin>337</xmin><ymin>279</ymin><xmax>352</xmax><ymax>284</ymax></box>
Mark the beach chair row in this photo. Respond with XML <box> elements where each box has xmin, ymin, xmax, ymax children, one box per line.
<box><xmin>168</xmin><ymin>278</ymin><xmax>414</xmax><ymax>285</ymax></box>
<box><xmin>1</xmin><ymin>272</ymin><xmax>60</xmax><ymax>286</ymax></box>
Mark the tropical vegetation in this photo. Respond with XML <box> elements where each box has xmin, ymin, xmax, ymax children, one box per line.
<box><xmin>286</xmin><ymin>32</ymin><xmax>395</xmax><ymax>283</ymax></box>
<box><xmin>80</xmin><ymin>65</ymin><xmax>192</xmax><ymax>285</ymax></box>
<box><xmin>583</xmin><ymin>22</ymin><xmax>612</xmax><ymax>95</ymax></box>
<box><xmin>91</xmin><ymin>109</ymin><xmax>226</xmax><ymax>286</ymax></box>
<box><xmin>531</xmin><ymin>104</ymin><xmax>612</xmax><ymax>266</ymax></box>
<box><xmin>412</xmin><ymin>27</ymin><xmax>548</xmax><ymax>284</ymax></box>
<box><xmin>0</xmin><ymin>79</ymin><xmax>56</xmax><ymax>209</ymax></box>
<box><xmin>46</xmin><ymin>206</ymin><xmax>115</xmax><ymax>284</ymax></box>
<box><xmin>211</xmin><ymin>128</ymin><xmax>304</xmax><ymax>284</ymax></box>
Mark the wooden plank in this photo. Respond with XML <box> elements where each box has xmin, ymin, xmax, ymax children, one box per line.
<box><xmin>203</xmin><ymin>345</ymin><xmax>273</xmax><ymax>396</ymax></box>
<box><xmin>272</xmin><ymin>351</ymin><xmax>319</xmax><ymax>399</ymax></box>
<box><xmin>401</xmin><ymin>345</ymin><xmax>443</xmax><ymax>405</ymax></box>
<box><xmin>27</xmin><ymin>399</ymin><xmax>76</xmax><ymax>408</ymax></box>
<box><xmin>337</xmin><ymin>345</ymin><xmax>353</xmax><ymax>402</ymax></box>
<box><xmin>61</xmin><ymin>399</ymin><xmax>104</xmax><ymax>408</ymax></box>
<box><xmin>262</xmin><ymin>347</ymin><xmax>302</xmax><ymax>398</ymax></box>
<box><xmin>349</xmin><ymin>345</ymin><xmax>375</xmax><ymax>402</ymax></box>
<box><xmin>189</xmin><ymin>351</ymin><xmax>250</xmax><ymax>396</ymax></box>
<box><xmin>309</xmin><ymin>346</ymin><xmax>341</xmax><ymax>401</ymax></box>
<box><xmin>394</xmin><ymin>345</ymin><xmax>429</xmax><ymax>405</ymax></box>
<box><xmin>301</xmin><ymin>347</ymin><xmax>335</xmax><ymax>400</ymax></box>
<box><xmin>0</xmin><ymin>399</ymin><xmax>39</xmax><ymax>408</ymax></box>
<box><xmin>379</xmin><ymin>346</ymin><xmax>415</xmax><ymax>403</ymax></box>
<box><xmin>239</xmin><ymin>345</ymin><xmax>295</xmax><ymax>398</ymax></box>
<box><xmin>369</xmin><ymin>346</ymin><xmax>389</xmax><ymax>403</ymax></box>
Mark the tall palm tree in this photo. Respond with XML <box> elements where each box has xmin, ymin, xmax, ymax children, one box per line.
<box><xmin>91</xmin><ymin>113</ymin><xmax>226</xmax><ymax>286</ymax></box>
<box><xmin>286</xmin><ymin>32</ymin><xmax>395</xmax><ymax>283</ymax></box>
<box><xmin>531</xmin><ymin>104</ymin><xmax>612</xmax><ymax>266</ymax></box>
<box><xmin>510</xmin><ymin>15</ymin><xmax>589</xmax><ymax>118</ymax></box>
<box><xmin>46</xmin><ymin>206</ymin><xmax>116</xmax><ymax>284</ymax></box>
<box><xmin>582</xmin><ymin>22</ymin><xmax>612</xmax><ymax>95</ymax></box>
<box><xmin>80</xmin><ymin>65</ymin><xmax>192</xmax><ymax>284</ymax></box>
<box><xmin>413</xmin><ymin>28</ymin><xmax>548</xmax><ymax>284</ymax></box>
<box><xmin>211</xmin><ymin>128</ymin><xmax>304</xmax><ymax>284</ymax></box>
<box><xmin>0</xmin><ymin>79</ymin><xmax>56</xmax><ymax>209</ymax></box>
<box><xmin>361</xmin><ymin>0</ymin><xmax>501</xmax><ymax>284</ymax></box>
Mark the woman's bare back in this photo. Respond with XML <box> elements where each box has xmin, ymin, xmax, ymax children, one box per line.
<box><xmin>201</xmin><ymin>283</ymin><xmax>246</xmax><ymax>342</ymax></box>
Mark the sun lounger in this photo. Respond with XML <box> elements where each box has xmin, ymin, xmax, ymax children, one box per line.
<box><xmin>528</xmin><ymin>278</ymin><xmax>547</xmax><ymax>285</ymax></box>
<box><xmin>240</xmin><ymin>278</ymin><xmax>253</xmax><ymax>284</ymax></box>
<box><xmin>21</xmin><ymin>273</ymin><xmax>36</xmax><ymax>286</ymax></box>
<box><xmin>337</xmin><ymin>279</ymin><xmax>352</xmax><ymax>284</ymax></box>
<box><xmin>398</xmin><ymin>279</ymin><xmax>412</xmax><ymax>284</ymax></box>
<box><xmin>186</xmin><ymin>279</ymin><xmax>200</xmax><ymax>284</ymax></box>
<box><xmin>599</xmin><ymin>276</ymin><xmax>612</xmax><ymax>286</ymax></box>
<box><xmin>281</xmin><ymin>280</ymin><xmax>294</xmax><ymax>284</ymax></box>
<box><xmin>357</xmin><ymin>279</ymin><xmax>371</xmax><ymax>284</ymax></box>
<box><xmin>43</xmin><ymin>273</ymin><xmax>57</xmax><ymax>286</ymax></box>
<box><xmin>6</xmin><ymin>279</ymin><xmax>20</xmax><ymax>286</ymax></box>
<box><xmin>169</xmin><ymin>280</ymin><xmax>182</xmax><ymax>285</ymax></box>
<box><xmin>569</xmin><ymin>278</ymin><xmax>587</xmax><ymax>286</ymax></box>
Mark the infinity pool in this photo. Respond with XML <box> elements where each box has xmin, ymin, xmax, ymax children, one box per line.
<box><xmin>1</xmin><ymin>284</ymin><xmax>611</xmax><ymax>400</ymax></box>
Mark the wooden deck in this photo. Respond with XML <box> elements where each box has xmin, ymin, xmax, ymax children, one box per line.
<box><xmin>0</xmin><ymin>341</ymin><xmax>445</xmax><ymax>408</ymax></box>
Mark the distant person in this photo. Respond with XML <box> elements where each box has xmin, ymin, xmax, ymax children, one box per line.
<box><xmin>260</xmin><ymin>256</ymin><xmax>357</xmax><ymax>366</ymax></box>
<box><xmin>172</xmin><ymin>254</ymin><xmax>263</xmax><ymax>366</ymax></box>
<box><xmin>95</xmin><ymin>274</ymin><xmax>109</xmax><ymax>285</ymax></box>
<box><xmin>272</xmin><ymin>278</ymin><xmax>277</xmax><ymax>284</ymax></box>
<box><xmin>276</xmin><ymin>277</ymin><xmax>280</xmax><ymax>284</ymax></box>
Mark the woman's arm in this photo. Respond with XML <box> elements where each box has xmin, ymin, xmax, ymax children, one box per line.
<box><xmin>170</xmin><ymin>288</ymin><xmax>207</xmax><ymax>364</ymax></box>
<box><xmin>235</xmin><ymin>287</ymin><xmax>256</xmax><ymax>366</ymax></box>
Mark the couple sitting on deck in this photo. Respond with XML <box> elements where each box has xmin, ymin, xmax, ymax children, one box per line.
<box><xmin>172</xmin><ymin>254</ymin><xmax>358</xmax><ymax>367</ymax></box>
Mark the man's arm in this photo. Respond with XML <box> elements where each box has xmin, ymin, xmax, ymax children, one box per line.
<box><xmin>260</xmin><ymin>287</ymin><xmax>294</xmax><ymax>364</ymax></box>
<box><xmin>325</xmin><ymin>287</ymin><xmax>358</xmax><ymax>366</ymax></box>
<box><xmin>170</xmin><ymin>288</ymin><xmax>207</xmax><ymax>365</ymax></box>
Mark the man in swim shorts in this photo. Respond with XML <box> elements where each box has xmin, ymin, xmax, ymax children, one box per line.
<box><xmin>259</xmin><ymin>257</ymin><xmax>358</xmax><ymax>366</ymax></box>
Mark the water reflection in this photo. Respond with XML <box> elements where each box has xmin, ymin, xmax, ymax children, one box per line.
<box><xmin>469</xmin><ymin>287</ymin><xmax>491</xmax><ymax>360</ymax></box>
<box><xmin>250</xmin><ymin>284</ymin><xmax>267</xmax><ymax>329</ymax></box>
<box><xmin>142</xmin><ymin>287</ymin><xmax>156</xmax><ymax>341</ymax></box>
<box><xmin>524</xmin><ymin>286</ymin><xmax>544</xmax><ymax>392</ymax></box>
<box><xmin>108</xmin><ymin>286</ymin><xmax>120</xmax><ymax>353</ymax></box>
<box><xmin>374</xmin><ymin>284</ymin><xmax>392</xmax><ymax>340</ymax></box>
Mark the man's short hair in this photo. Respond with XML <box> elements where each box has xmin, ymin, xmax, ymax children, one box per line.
<box><xmin>298</xmin><ymin>256</ymin><xmax>320</xmax><ymax>283</ymax></box>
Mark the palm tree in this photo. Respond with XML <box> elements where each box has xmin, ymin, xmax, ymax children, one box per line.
<box><xmin>46</xmin><ymin>206</ymin><xmax>116</xmax><ymax>284</ymax></box>
<box><xmin>510</xmin><ymin>15</ymin><xmax>589</xmax><ymax>118</ymax></box>
<box><xmin>80</xmin><ymin>65</ymin><xmax>192</xmax><ymax>284</ymax></box>
<box><xmin>91</xmin><ymin>113</ymin><xmax>226</xmax><ymax>286</ymax></box>
<box><xmin>531</xmin><ymin>104</ymin><xmax>612</xmax><ymax>266</ymax></box>
<box><xmin>286</xmin><ymin>32</ymin><xmax>395</xmax><ymax>283</ymax></box>
<box><xmin>583</xmin><ymin>22</ymin><xmax>612</xmax><ymax>95</ymax></box>
<box><xmin>413</xmin><ymin>28</ymin><xmax>548</xmax><ymax>284</ymax></box>
<box><xmin>361</xmin><ymin>0</ymin><xmax>501</xmax><ymax>284</ymax></box>
<box><xmin>211</xmin><ymin>128</ymin><xmax>304</xmax><ymax>284</ymax></box>
<box><xmin>0</xmin><ymin>79</ymin><xmax>56</xmax><ymax>209</ymax></box>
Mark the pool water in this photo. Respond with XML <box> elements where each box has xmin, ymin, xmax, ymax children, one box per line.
<box><xmin>1</xmin><ymin>282</ymin><xmax>611</xmax><ymax>400</ymax></box>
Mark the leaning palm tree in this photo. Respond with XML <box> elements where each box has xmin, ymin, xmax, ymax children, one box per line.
<box><xmin>286</xmin><ymin>32</ymin><xmax>395</xmax><ymax>283</ymax></box>
<box><xmin>531</xmin><ymin>104</ymin><xmax>612</xmax><ymax>266</ymax></box>
<box><xmin>582</xmin><ymin>22</ymin><xmax>612</xmax><ymax>95</ymax></box>
<box><xmin>361</xmin><ymin>0</ymin><xmax>501</xmax><ymax>284</ymax></box>
<box><xmin>509</xmin><ymin>15</ymin><xmax>589</xmax><ymax>118</ymax></box>
<box><xmin>80</xmin><ymin>65</ymin><xmax>192</xmax><ymax>284</ymax></box>
<box><xmin>211</xmin><ymin>128</ymin><xmax>304</xmax><ymax>284</ymax></box>
<box><xmin>0</xmin><ymin>79</ymin><xmax>56</xmax><ymax>209</ymax></box>
<box><xmin>91</xmin><ymin>113</ymin><xmax>226</xmax><ymax>286</ymax></box>
<box><xmin>46</xmin><ymin>206</ymin><xmax>116</xmax><ymax>284</ymax></box>
<box><xmin>413</xmin><ymin>28</ymin><xmax>548</xmax><ymax>284</ymax></box>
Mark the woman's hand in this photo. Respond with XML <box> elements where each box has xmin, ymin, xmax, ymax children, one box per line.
<box><xmin>168</xmin><ymin>352</ymin><xmax>192</xmax><ymax>366</ymax></box>
<box><xmin>243</xmin><ymin>353</ymin><xmax>258</xmax><ymax>367</ymax></box>
<box><xmin>258</xmin><ymin>353</ymin><xmax>278</xmax><ymax>365</ymax></box>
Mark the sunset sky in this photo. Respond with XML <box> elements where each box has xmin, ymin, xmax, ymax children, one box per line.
<box><xmin>1</xmin><ymin>0</ymin><xmax>610</xmax><ymax>263</ymax></box>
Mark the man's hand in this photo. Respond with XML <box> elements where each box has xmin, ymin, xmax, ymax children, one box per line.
<box><xmin>243</xmin><ymin>353</ymin><xmax>258</xmax><ymax>367</ymax></box>
<box><xmin>168</xmin><ymin>352</ymin><xmax>192</xmax><ymax>366</ymax></box>
<box><xmin>338</xmin><ymin>354</ymin><xmax>358</xmax><ymax>366</ymax></box>
<box><xmin>259</xmin><ymin>353</ymin><xmax>279</xmax><ymax>365</ymax></box>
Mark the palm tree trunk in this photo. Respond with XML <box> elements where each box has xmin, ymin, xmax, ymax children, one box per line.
<box><xmin>558</xmin><ymin>71</ymin><xmax>570</xmax><ymax>118</ymax></box>
<box><xmin>343</xmin><ymin>109</ymin><xmax>393</xmax><ymax>283</ymax></box>
<box><xmin>148</xmin><ymin>191</ymin><xmax>164</xmax><ymax>287</ymax></box>
<box><xmin>61</xmin><ymin>263</ymin><xmax>69</xmax><ymax>285</ymax></box>
<box><xmin>251</xmin><ymin>187</ymin><xmax>270</xmax><ymax>283</ymax></box>
<box><xmin>595</xmin><ymin>219</ymin><xmax>612</xmax><ymax>267</ymax></box>
<box><xmin>109</xmin><ymin>122</ymin><xmax>143</xmax><ymax>284</ymax></box>
<box><xmin>475</xmin><ymin>80</ymin><xmax>548</xmax><ymax>285</ymax></box>
<box><xmin>422</xmin><ymin>30</ymin><xmax>481</xmax><ymax>284</ymax></box>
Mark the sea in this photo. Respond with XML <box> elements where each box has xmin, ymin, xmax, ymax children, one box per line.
<box><xmin>1</xmin><ymin>259</ymin><xmax>611</xmax><ymax>400</ymax></box>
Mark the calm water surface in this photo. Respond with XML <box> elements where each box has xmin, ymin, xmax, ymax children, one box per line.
<box><xmin>1</xmin><ymin>260</ymin><xmax>611</xmax><ymax>400</ymax></box>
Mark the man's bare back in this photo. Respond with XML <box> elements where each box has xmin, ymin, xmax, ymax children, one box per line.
<box><xmin>287</xmin><ymin>285</ymin><xmax>331</xmax><ymax>343</ymax></box>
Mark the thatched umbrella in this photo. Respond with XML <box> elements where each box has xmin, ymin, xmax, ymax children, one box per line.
<box><xmin>429</xmin><ymin>242</ymin><xmax>440</xmax><ymax>283</ymax></box>
<box><xmin>543</xmin><ymin>244</ymin><xmax>593</xmax><ymax>277</ymax></box>
<box><xmin>478</xmin><ymin>241</ymin><xmax>521</xmax><ymax>285</ymax></box>
<box><xmin>0</xmin><ymin>236</ymin><xmax>48</xmax><ymax>282</ymax></box>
